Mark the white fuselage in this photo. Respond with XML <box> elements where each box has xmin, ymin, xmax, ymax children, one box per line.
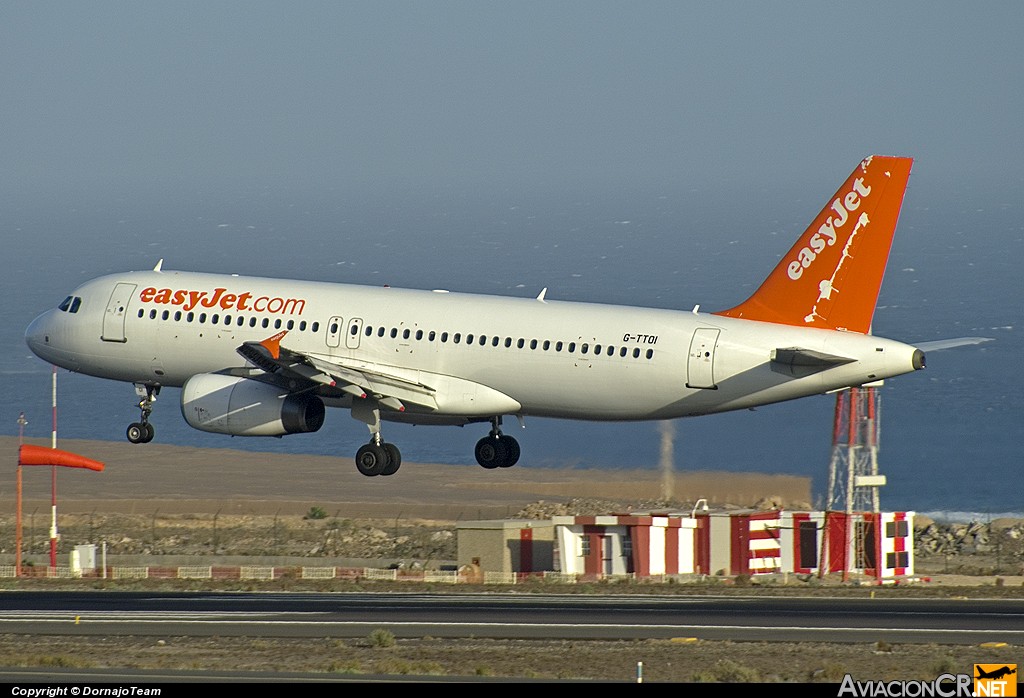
<box><xmin>25</xmin><ymin>269</ymin><xmax>923</xmax><ymax>426</ymax></box>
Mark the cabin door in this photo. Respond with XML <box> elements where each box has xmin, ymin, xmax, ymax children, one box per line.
<box><xmin>686</xmin><ymin>328</ymin><xmax>720</xmax><ymax>389</ymax></box>
<box><xmin>101</xmin><ymin>283</ymin><xmax>136</xmax><ymax>343</ymax></box>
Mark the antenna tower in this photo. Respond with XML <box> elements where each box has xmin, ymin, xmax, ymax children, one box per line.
<box><xmin>825</xmin><ymin>386</ymin><xmax>883</xmax><ymax>514</ymax></box>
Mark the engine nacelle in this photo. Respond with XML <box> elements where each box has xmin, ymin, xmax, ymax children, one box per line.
<box><xmin>180</xmin><ymin>373</ymin><xmax>325</xmax><ymax>436</ymax></box>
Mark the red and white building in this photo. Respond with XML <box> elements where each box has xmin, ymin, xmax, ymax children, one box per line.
<box><xmin>552</xmin><ymin>514</ymin><xmax>698</xmax><ymax>577</ymax></box>
<box><xmin>550</xmin><ymin>509</ymin><xmax>915</xmax><ymax>581</ymax></box>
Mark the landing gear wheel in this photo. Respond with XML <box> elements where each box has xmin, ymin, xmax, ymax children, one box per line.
<box><xmin>499</xmin><ymin>435</ymin><xmax>520</xmax><ymax>467</ymax></box>
<box><xmin>127</xmin><ymin>422</ymin><xmax>149</xmax><ymax>444</ymax></box>
<box><xmin>127</xmin><ymin>383</ymin><xmax>160</xmax><ymax>444</ymax></box>
<box><xmin>475</xmin><ymin>436</ymin><xmax>508</xmax><ymax>469</ymax></box>
<box><xmin>355</xmin><ymin>442</ymin><xmax>388</xmax><ymax>477</ymax></box>
<box><xmin>381</xmin><ymin>443</ymin><xmax>402</xmax><ymax>476</ymax></box>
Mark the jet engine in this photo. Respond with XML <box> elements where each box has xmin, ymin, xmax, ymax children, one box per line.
<box><xmin>180</xmin><ymin>373</ymin><xmax>325</xmax><ymax>436</ymax></box>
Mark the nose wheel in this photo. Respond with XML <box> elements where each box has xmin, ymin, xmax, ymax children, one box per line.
<box><xmin>127</xmin><ymin>421</ymin><xmax>155</xmax><ymax>444</ymax></box>
<box><xmin>127</xmin><ymin>383</ymin><xmax>159</xmax><ymax>444</ymax></box>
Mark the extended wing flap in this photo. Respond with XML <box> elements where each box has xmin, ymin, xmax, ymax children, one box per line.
<box><xmin>237</xmin><ymin>335</ymin><xmax>437</xmax><ymax>410</ymax></box>
<box><xmin>305</xmin><ymin>355</ymin><xmax>439</xmax><ymax>410</ymax></box>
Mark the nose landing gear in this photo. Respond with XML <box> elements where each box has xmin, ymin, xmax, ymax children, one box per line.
<box><xmin>126</xmin><ymin>383</ymin><xmax>159</xmax><ymax>444</ymax></box>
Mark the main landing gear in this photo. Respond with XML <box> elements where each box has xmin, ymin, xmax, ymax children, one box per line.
<box><xmin>355</xmin><ymin>437</ymin><xmax>402</xmax><ymax>477</ymax></box>
<box><xmin>126</xmin><ymin>383</ymin><xmax>159</xmax><ymax>444</ymax></box>
<box><xmin>350</xmin><ymin>405</ymin><xmax>521</xmax><ymax>477</ymax></box>
<box><xmin>351</xmin><ymin>399</ymin><xmax>401</xmax><ymax>477</ymax></box>
<box><xmin>474</xmin><ymin>417</ymin><xmax>520</xmax><ymax>469</ymax></box>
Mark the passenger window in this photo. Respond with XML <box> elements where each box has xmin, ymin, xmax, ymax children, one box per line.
<box><xmin>250</xmin><ymin>317</ymin><xmax>257</xmax><ymax>327</ymax></box>
<box><xmin>274</xmin><ymin>319</ymin><xmax>281</xmax><ymax>329</ymax></box>
<box><xmin>262</xmin><ymin>318</ymin><xmax>270</xmax><ymax>328</ymax></box>
<box><xmin>239</xmin><ymin>316</ymin><xmax>247</xmax><ymax>327</ymax></box>
<box><xmin>633</xmin><ymin>348</ymin><xmax>640</xmax><ymax>358</ymax></box>
<box><xmin>428</xmin><ymin>331</ymin><xmax>436</xmax><ymax>341</ymax></box>
<box><xmin>378</xmin><ymin>327</ymin><xmax>385</xmax><ymax>337</ymax></box>
<box><xmin>364</xmin><ymin>326</ymin><xmax>372</xmax><ymax>336</ymax></box>
<box><xmin>351</xmin><ymin>324</ymin><xmax>359</xmax><ymax>335</ymax></box>
<box><xmin>300</xmin><ymin>321</ymin><xmax>307</xmax><ymax>331</ymax></box>
<box><xmin>517</xmin><ymin>339</ymin><xmax>525</xmax><ymax>349</ymax></box>
<box><xmin>466</xmin><ymin>333</ymin><xmax>473</xmax><ymax>344</ymax></box>
<box><xmin>187</xmin><ymin>312</ymin><xmax>195</xmax><ymax>323</ymax></box>
<box><xmin>581</xmin><ymin>343</ymin><xmax>589</xmax><ymax>354</ymax></box>
<box><xmin>163</xmin><ymin>311</ymin><xmax>171</xmax><ymax>321</ymax></box>
<box><xmin>594</xmin><ymin>344</ymin><xmax>601</xmax><ymax>354</ymax></box>
<box><xmin>454</xmin><ymin>333</ymin><xmax>461</xmax><ymax>344</ymax></box>
<box><xmin>223</xmin><ymin>315</ymin><xmax>231</xmax><ymax>325</ymax></box>
<box><xmin>403</xmin><ymin>329</ymin><xmax>411</xmax><ymax>339</ymax></box>
<box><xmin>311</xmin><ymin>322</ymin><xmax>320</xmax><ymax>332</ymax></box>
<box><xmin>441</xmin><ymin>332</ymin><xmax>448</xmax><ymax>343</ymax></box>
<box><xmin>287</xmin><ymin>320</ymin><xmax>294</xmax><ymax>330</ymax></box>
<box><xmin>530</xmin><ymin>339</ymin><xmax>538</xmax><ymax>350</ymax></box>
<box><xmin>330</xmin><ymin>322</ymin><xmax>339</xmax><ymax>334</ymax></box>
<box><xmin>568</xmin><ymin>342</ymin><xmax>576</xmax><ymax>353</ymax></box>
<box><xmin>620</xmin><ymin>347</ymin><xmax>627</xmax><ymax>357</ymax></box>
<box><xmin>646</xmin><ymin>349</ymin><xmax>654</xmax><ymax>359</ymax></box>
<box><xmin>543</xmin><ymin>340</ymin><xmax>550</xmax><ymax>351</ymax></box>
<box><xmin>491</xmin><ymin>336</ymin><xmax>499</xmax><ymax>347</ymax></box>
<box><xmin>390</xmin><ymin>328</ymin><xmax>398</xmax><ymax>338</ymax></box>
<box><xmin>137</xmin><ymin>309</ymin><xmax>144</xmax><ymax>319</ymax></box>
<box><xmin>555</xmin><ymin>341</ymin><xmax>563</xmax><ymax>352</ymax></box>
<box><xmin>607</xmin><ymin>346</ymin><xmax>614</xmax><ymax>357</ymax></box>
<box><xmin>151</xmin><ymin>310</ymin><xmax>158</xmax><ymax>320</ymax></box>
<box><xmin>416</xmin><ymin>330</ymin><xmax>424</xmax><ymax>340</ymax></box>
<box><xmin>504</xmin><ymin>337</ymin><xmax>512</xmax><ymax>348</ymax></box>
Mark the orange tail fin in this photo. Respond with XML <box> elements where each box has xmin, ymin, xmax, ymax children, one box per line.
<box><xmin>715</xmin><ymin>155</ymin><xmax>913</xmax><ymax>334</ymax></box>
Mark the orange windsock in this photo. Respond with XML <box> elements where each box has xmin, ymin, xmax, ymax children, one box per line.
<box><xmin>18</xmin><ymin>444</ymin><xmax>105</xmax><ymax>472</ymax></box>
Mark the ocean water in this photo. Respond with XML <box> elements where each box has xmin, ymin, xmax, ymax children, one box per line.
<box><xmin>2</xmin><ymin>184</ymin><xmax>1019</xmax><ymax>518</ymax></box>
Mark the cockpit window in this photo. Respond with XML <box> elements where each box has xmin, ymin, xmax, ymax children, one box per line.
<box><xmin>58</xmin><ymin>296</ymin><xmax>82</xmax><ymax>313</ymax></box>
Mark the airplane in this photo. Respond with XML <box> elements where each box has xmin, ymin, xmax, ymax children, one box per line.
<box><xmin>975</xmin><ymin>666</ymin><xmax>1017</xmax><ymax>681</ymax></box>
<box><xmin>24</xmin><ymin>155</ymin><xmax>990</xmax><ymax>477</ymax></box>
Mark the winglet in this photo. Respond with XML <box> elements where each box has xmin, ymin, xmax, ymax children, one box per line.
<box><xmin>715</xmin><ymin>156</ymin><xmax>913</xmax><ymax>334</ymax></box>
<box><xmin>259</xmin><ymin>331</ymin><xmax>288</xmax><ymax>360</ymax></box>
<box><xmin>153</xmin><ymin>259</ymin><xmax>164</xmax><ymax>273</ymax></box>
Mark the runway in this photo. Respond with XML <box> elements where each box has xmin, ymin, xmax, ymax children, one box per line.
<box><xmin>2</xmin><ymin>591</ymin><xmax>1022</xmax><ymax>645</ymax></box>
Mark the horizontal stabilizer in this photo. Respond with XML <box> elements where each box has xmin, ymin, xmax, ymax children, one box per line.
<box><xmin>771</xmin><ymin>347</ymin><xmax>856</xmax><ymax>368</ymax></box>
<box><xmin>913</xmin><ymin>337</ymin><xmax>993</xmax><ymax>352</ymax></box>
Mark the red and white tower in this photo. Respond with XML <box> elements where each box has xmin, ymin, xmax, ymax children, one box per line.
<box><xmin>826</xmin><ymin>386</ymin><xmax>884</xmax><ymax>515</ymax></box>
<box><xmin>822</xmin><ymin>386</ymin><xmax>885</xmax><ymax>578</ymax></box>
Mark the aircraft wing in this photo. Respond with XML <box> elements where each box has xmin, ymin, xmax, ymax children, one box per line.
<box><xmin>236</xmin><ymin>332</ymin><xmax>438</xmax><ymax>411</ymax></box>
<box><xmin>913</xmin><ymin>337</ymin><xmax>993</xmax><ymax>351</ymax></box>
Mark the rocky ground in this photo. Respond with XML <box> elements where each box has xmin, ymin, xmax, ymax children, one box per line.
<box><xmin>2</xmin><ymin>438</ymin><xmax>1020</xmax><ymax>682</ymax></box>
<box><xmin>1</xmin><ymin>503</ymin><xmax>1022</xmax><ymax>683</ymax></box>
<box><xmin>7</xmin><ymin>498</ymin><xmax>1024</xmax><ymax>575</ymax></box>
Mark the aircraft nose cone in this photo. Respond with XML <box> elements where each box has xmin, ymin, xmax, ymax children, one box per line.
<box><xmin>25</xmin><ymin>310</ymin><xmax>58</xmax><ymax>362</ymax></box>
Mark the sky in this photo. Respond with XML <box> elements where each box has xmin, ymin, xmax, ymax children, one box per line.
<box><xmin>4</xmin><ymin>3</ymin><xmax>1023</xmax><ymax>203</ymax></box>
<box><xmin>2</xmin><ymin>3</ymin><xmax>1021</xmax><ymax>514</ymax></box>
